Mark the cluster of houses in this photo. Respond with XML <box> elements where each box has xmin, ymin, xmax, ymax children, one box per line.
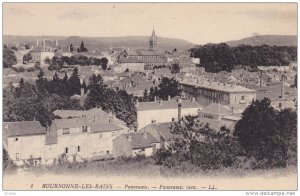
<box><xmin>3</xmin><ymin>29</ymin><xmax>297</xmax><ymax>167</ymax></box>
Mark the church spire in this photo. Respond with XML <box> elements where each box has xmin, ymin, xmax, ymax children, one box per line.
<box><xmin>149</xmin><ymin>26</ymin><xmax>158</xmax><ymax>50</ymax></box>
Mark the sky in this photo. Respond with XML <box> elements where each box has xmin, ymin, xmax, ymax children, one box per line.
<box><xmin>3</xmin><ymin>3</ymin><xmax>297</xmax><ymax>44</ymax></box>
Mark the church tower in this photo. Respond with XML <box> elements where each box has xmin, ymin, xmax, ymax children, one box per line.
<box><xmin>149</xmin><ymin>27</ymin><xmax>158</xmax><ymax>50</ymax></box>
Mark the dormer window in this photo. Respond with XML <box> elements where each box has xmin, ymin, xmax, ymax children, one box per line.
<box><xmin>82</xmin><ymin>126</ymin><xmax>88</xmax><ymax>133</ymax></box>
<box><xmin>63</xmin><ymin>128</ymin><xmax>69</xmax><ymax>135</ymax></box>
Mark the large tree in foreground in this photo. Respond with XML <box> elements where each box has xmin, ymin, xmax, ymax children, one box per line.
<box><xmin>234</xmin><ymin>98</ymin><xmax>297</xmax><ymax>168</ymax></box>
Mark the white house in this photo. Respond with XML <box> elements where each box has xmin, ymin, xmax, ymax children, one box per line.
<box><xmin>136</xmin><ymin>98</ymin><xmax>202</xmax><ymax>130</ymax></box>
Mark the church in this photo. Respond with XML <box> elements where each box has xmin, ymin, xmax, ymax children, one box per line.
<box><xmin>116</xmin><ymin>29</ymin><xmax>168</xmax><ymax>72</ymax></box>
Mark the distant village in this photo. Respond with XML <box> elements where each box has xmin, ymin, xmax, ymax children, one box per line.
<box><xmin>3</xmin><ymin>28</ymin><xmax>297</xmax><ymax>167</ymax></box>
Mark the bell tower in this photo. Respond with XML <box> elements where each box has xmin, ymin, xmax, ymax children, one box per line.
<box><xmin>149</xmin><ymin>27</ymin><xmax>158</xmax><ymax>50</ymax></box>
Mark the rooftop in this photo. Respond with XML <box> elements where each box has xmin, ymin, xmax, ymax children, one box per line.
<box><xmin>121</xmin><ymin>132</ymin><xmax>160</xmax><ymax>149</ymax></box>
<box><xmin>3</xmin><ymin>121</ymin><xmax>47</xmax><ymax>137</ymax></box>
<box><xmin>180</xmin><ymin>81</ymin><xmax>256</xmax><ymax>93</ymax></box>
<box><xmin>137</xmin><ymin>99</ymin><xmax>202</xmax><ymax>111</ymax></box>
<box><xmin>200</xmin><ymin>103</ymin><xmax>233</xmax><ymax>115</ymax></box>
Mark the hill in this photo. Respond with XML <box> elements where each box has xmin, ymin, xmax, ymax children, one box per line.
<box><xmin>226</xmin><ymin>35</ymin><xmax>297</xmax><ymax>47</ymax></box>
<box><xmin>3</xmin><ymin>35</ymin><xmax>194</xmax><ymax>51</ymax></box>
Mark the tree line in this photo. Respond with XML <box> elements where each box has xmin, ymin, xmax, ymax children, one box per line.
<box><xmin>155</xmin><ymin>98</ymin><xmax>297</xmax><ymax>170</ymax></box>
<box><xmin>140</xmin><ymin>77</ymin><xmax>182</xmax><ymax>102</ymax></box>
<box><xmin>3</xmin><ymin>68</ymin><xmax>136</xmax><ymax>128</ymax></box>
<box><xmin>189</xmin><ymin>43</ymin><xmax>297</xmax><ymax>73</ymax></box>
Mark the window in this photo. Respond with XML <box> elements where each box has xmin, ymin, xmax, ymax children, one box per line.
<box><xmin>82</xmin><ymin>126</ymin><xmax>88</xmax><ymax>133</ymax></box>
<box><xmin>65</xmin><ymin>147</ymin><xmax>68</xmax><ymax>154</ymax></box>
<box><xmin>77</xmin><ymin>146</ymin><xmax>80</xmax><ymax>152</ymax></box>
<box><xmin>16</xmin><ymin>153</ymin><xmax>20</xmax><ymax>161</ymax></box>
<box><xmin>279</xmin><ymin>103</ymin><xmax>282</xmax><ymax>108</ymax></box>
<box><xmin>15</xmin><ymin>138</ymin><xmax>18</xmax><ymax>142</ymax></box>
<box><xmin>172</xmin><ymin>118</ymin><xmax>175</xmax><ymax>122</ymax></box>
<box><xmin>106</xmin><ymin>150</ymin><xmax>110</xmax><ymax>154</ymax></box>
<box><xmin>204</xmin><ymin>115</ymin><xmax>214</xmax><ymax>119</ymax></box>
<box><xmin>63</xmin><ymin>128</ymin><xmax>69</xmax><ymax>135</ymax></box>
<box><xmin>241</xmin><ymin>96</ymin><xmax>245</xmax><ymax>101</ymax></box>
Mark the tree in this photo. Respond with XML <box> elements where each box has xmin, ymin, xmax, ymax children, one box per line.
<box><xmin>159</xmin><ymin>115</ymin><xmax>242</xmax><ymax>170</ymax></box>
<box><xmin>69</xmin><ymin>44</ymin><xmax>74</xmax><ymax>52</ymax></box>
<box><xmin>100</xmin><ymin>58</ymin><xmax>108</xmax><ymax>70</ymax></box>
<box><xmin>25</xmin><ymin>43</ymin><xmax>30</xmax><ymax>50</ymax></box>
<box><xmin>157</xmin><ymin>77</ymin><xmax>181</xmax><ymax>100</ymax></box>
<box><xmin>171</xmin><ymin>63</ymin><xmax>180</xmax><ymax>74</ymax></box>
<box><xmin>78</xmin><ymin>40</ymin><xmax>88</xmax><ymax>52</ymax></box>
<box><xmin>67</xmin><ymin>67</ymin><xmax>81</xmax><ymax>96</ymax></box>
<box><xmin>23</xmin><ymin>53</ymin><xmax>32</xmax><ymax>64</ymax></box>
<box><xmin>143</xmin><ymin>89</ymin><xmax>148</xmax><ymax>102</ymax></box>
<box><xmin>3</xmin><ymin>47</ymin><xmax>17</xmax><ymax>68</ymax></box>
<box><xmin>234</xmin><ymin>98</ymin><xmax>294</xmax><ymax>168</ymax></box>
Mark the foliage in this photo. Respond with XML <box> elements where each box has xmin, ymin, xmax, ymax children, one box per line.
<box><xmin>3</xmin><ymin>71</ymin><xmax>82</xmax><ymax>127</ymax></box>
<box><xmin>234</xmin><ymin>98</ymin><xmax>297</xmax><ymax>168</ymax></box>
<box><xmin>84</xmin><ymin>74</ymin><xmax>136</xmax><ymax>126</ymax></box>
<box><xmin>23</xmin><ymin>53</ymin><xmax>32</xmax><ymax>64</ymax></box>
<box><xmin>77</xmin><ymin>40</ymin><xmax>88</xmax><ymax>52</ymax></box>
<box><xmin>156</xmin><ymin>77</ymin><xmax>181</xmax><ymax>100</ymax></box>
<box><xmin>3</xmin><ymin>148</ymin><xmax>16</xmax><ymax>171</ymax></box>
<box><xmin>190</xmin><ymin>43</ymin><xmax>297</xmax><ymax>73</ymax></box>
<box><xmin>3</xmin><ymin>47</ymin><xmax>17</xmax><ymax>68</ymax></box>
<box><xmin>155</xmin><ymin>116</ymin><xmax>242</xmax><ymax>170</ymax></box>
<box><xmin>171</xmin><ymin>63</ymin><xmax>180</xmax><ymax>74</ymax></box>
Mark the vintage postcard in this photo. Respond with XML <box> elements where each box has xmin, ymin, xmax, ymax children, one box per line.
<box><xmin>2</xmin><ymin>2</ymin><xmax>298</xmax><ymax>192</ymax></box>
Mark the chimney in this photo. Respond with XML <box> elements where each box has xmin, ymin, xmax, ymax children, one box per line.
<box><xmin>55</xmin><ymin>40</ymin><xmax>58</xmax><ymax>47</ymax></box>
<box><xmin>36</xmin><ymin>39</ymin><xmax>39</xmax><ymax>46</ymax></box>
<box><xmin>143</xmin><ymin>132</ymin><xmax>147</xmax><ymax>139</ymax></box>
<box><xmin>127</xmin><ymin>135</ymin><xmax>132</xmax><ymax>142</ymax></box>
<box><xmin>192</xmin><ymin>97</ymin><xmax>195</xmax><ymax>102</ymax></box>
<box><xmin>178</xmin><ymin>98</ymin><xmax>182</xmax><ymax>121</ymax></box>
<box><xmin>160</xmin><ymin>99</ymin><xmax>163</xmax><ymax>106</ymax></box>
<box><xmin>154</xmin><ymin>96</ymin><xmax>157</xmax><ymax>102</ymax></box>
<box><xmin>136</xmin><ymin>99</ymin><xmax>139</xmax><ymax>107</ymax></box>
<box><xmin>81</xmin><ymin>87</ymin><xmax>84</xmax><ymax>97</ymax></box>
<box><xmin>168</xmin><ymin>95</ymin><xmax>171</xmax><ymax>101</ymax></box>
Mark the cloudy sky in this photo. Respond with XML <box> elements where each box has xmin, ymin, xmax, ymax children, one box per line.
<box><xmin>3</xmin><ymin>3</ymin><xmax>297</xmax><ymax>44</ymax></box>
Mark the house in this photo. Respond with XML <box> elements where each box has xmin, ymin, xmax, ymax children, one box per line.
<box><xmin>113</xmin><ymin>132</ymin><xmax>160</xmax><ymax>158</ymax></box>
<box><xmin>197</xmin><ymin>103</ymin><xmax>246</xmax><ymax>132</ymax></box>
<box><xmin>29</xmin><ymin>39</ymin><xmax>58</xmax><ymax>65</ymax></box>
<box><xmin>139</xmin><ymin>122</ymin><xmax>180</xmax><ymax>149</ymax></box>
<box><xmin>3</xmin><ymin>121</ymin><xmax>47</xmax><ymax>166</ymax></box>
<box><xmin>180</xmin><ymin>80</ymin><xmax>257</xmax><ymax>106</ymax></box>
<box><xmin>4</xmin><ymin>108</ymin><xmax>130</xmax><ymax>166</ymax></box>
<box><xmin>45</xmin><ymin>117</ymin><xmax>125</xmax><ymax>164</ymax></box>
<box><xmin>136</xmin><ymin>98</ymin><xmax>202</xmax><ymax>130</ymax></box>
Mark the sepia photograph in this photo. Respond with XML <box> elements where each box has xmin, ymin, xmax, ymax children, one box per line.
<box><xmin>1</xmin><ymin>2</ymin><xmax>298</xmax><ymax>193</ymax></box>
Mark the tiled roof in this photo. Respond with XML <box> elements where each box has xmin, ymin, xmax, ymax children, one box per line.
<box><xmin>198</xmin><ymin>118</ymin><xmax>235</xmax><ymax>131</ymax></box>
<box><xmin>122</xmin><ymin>132</ymin><xmax>160</xmax><ymax>149</ymax></box>
<box><xmin>137</xmin><ymin>100</ymin><xmax>202</xmax><ymax>111</ymax></box>
<box><xmin>30</xmin><ymin>46</ymin><xmax>44</xmax><ymax>52</ymax></box>
<box><xmin>200</xmin><ymin>103</ymin><xmax>233</xmax><ymax>115</ymax></box>
<box><xmin>140</xmin><ymin>122</ymin><xmax>179</xmax><ymax>141</ymax></box>
<box><xmin>118</xmin><ymin>49</ymin><xmax>167</xmax><ymax>63</ymax></box>
<box><xmin>3</xmin><ymin>121</ymin><xmax>47</xmax><ymax>137</ymax></box>
<box><xmin>180</xmin><ymin>81</ymin><xmax>256</xmax><ymax>93</ymax></box>
<box><xmin>90</xmin><ymin>123</ymin><xmax>122</xmax><ymax>133</ymax></box>
<box><xmin>53</xmin><ymin>118</ymin><xmax>89</xmax><ymax>129</ymax></box>
<box><xmin>126</xmin><ymin>49</ymin><xmax>165</xmax><ymax>56</ymax></box>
